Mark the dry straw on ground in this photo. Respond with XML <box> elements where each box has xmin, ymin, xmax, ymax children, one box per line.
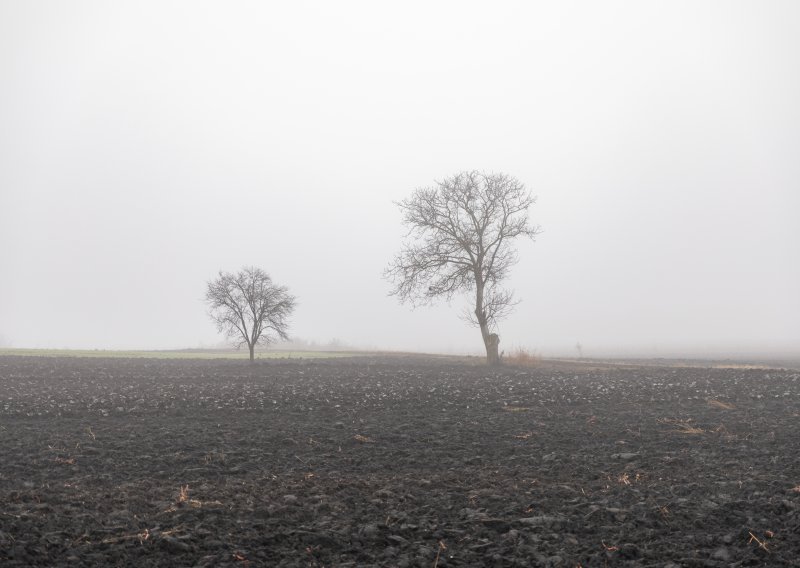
<box><xmin>503</xmin><ymin>347</ymin><xmax>540</xmax><ymax>367</ymax></box>
<box><xmin>503</xmin><ymin>405</ymin><xmax>532</xmax><ymax>412</ymax></box>
<box><xmin>658</xmin><ymin>417</ymin><xmax>705</xmax><ymax>435</ymax></box>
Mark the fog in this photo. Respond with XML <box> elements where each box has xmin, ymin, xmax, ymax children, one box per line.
<box><xmin>1</xmin><ymin>1</ymin><xmax>798</xmax><ymax>358</ymax></box>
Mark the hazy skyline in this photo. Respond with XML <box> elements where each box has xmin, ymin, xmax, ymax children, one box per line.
<box><xmin>1</xmin><ymin>1</ymin><xmax>798</xmax><ymax>357</ymax></box>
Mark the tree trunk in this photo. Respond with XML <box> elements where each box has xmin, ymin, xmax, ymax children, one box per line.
<box><xmin>474</xmin><ymin>281</ymin><xmax>499</xmax><ymax>366</ymax></box>
<box><xmin>481</xmin><ymin>327</ymin><xmax>501</xmax><ymax>366</ymax></box>
<box><xmin>475</xmin><ymin>280</ymin><xmax>501</xmax><ymax>366</ymax></box>
<box><xmin>248</xmin><ymin>343</ymin><xmax>255</xmax><ymax>362</ymax></box>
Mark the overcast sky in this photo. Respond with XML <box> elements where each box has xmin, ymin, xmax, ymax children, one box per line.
<box><xmin>1</xmin><ymin>1</ymin><xmax>798</xmax><ymax>357</ymax></box>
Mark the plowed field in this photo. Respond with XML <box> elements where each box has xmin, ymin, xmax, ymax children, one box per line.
<box><xmin>1</xmin><ymin>355</ymin><xmax>799</xmax><ymax>567</ymax></box>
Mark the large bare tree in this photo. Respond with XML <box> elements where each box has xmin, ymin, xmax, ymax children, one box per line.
<box><xmin>386</xmin><ymin>171</ymin><xmax>540</xmax><ymax>365</ymax></box>
<box><xmin>206</xmin><ymin>266</ymin><xmax>296</xmax><ymax>362</ymax></box>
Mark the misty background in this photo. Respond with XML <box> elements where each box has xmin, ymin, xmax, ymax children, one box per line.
<box><xmin>1</xmin><ymin>1</ymin><xmax>798</xmax><ymax>358</ymax></box>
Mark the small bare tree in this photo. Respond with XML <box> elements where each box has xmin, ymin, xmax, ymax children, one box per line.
<box><xmin>205</xmin><ymin>266</ymin><xmax>296</xmax><ymax>362</ymax></box>
<box><xmin>386</xmin><ymin>171</ymin><xmax>540</xmax><ymax>365</ymax></box>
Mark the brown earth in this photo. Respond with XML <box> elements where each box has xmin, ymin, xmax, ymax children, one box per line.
<box><xmin>1</xmin><ymin>355</ymin><xmax>799</xmax><ymax>567</ymax></box>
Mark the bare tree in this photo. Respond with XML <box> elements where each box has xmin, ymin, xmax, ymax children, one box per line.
<box><xmin>205</xmin><ymin>266</ymin><xmax>296</xmax><ymax>362</ymax></box>
<box><xmin>386</xmin><ymin>171</ymin><xmax>540</xmax><ymax>365</ymax></box>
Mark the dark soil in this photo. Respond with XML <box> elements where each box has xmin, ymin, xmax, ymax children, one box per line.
<box><xmin>1</xmin><ymin>355</ymin><xmax>799</xmax><ymax>567</ymax></box>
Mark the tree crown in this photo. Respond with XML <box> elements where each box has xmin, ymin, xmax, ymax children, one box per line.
<box><xmin>386</xmin><ymin>170</ymin><xmax>539</xmax><ymax>327</ymax></box>
<box><xmin>205</xmin><ymin>266</ymin><xmax>296</xmax><ymax>350</ymax></box>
